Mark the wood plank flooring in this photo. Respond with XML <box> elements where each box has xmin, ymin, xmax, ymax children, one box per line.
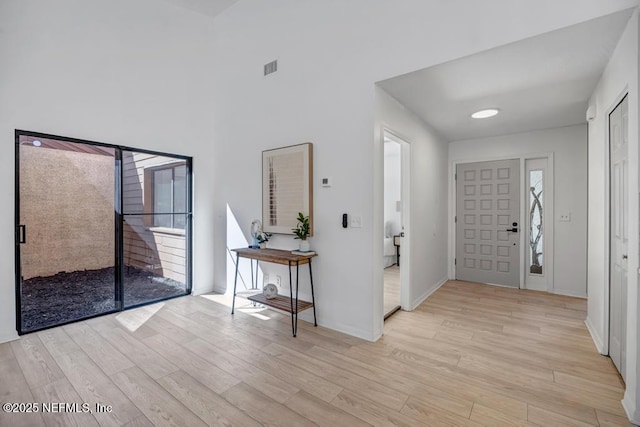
<box><xmin>0</xmin><ymin>280</ymin><xmax>633</xmax><ymax>426</ymax></box>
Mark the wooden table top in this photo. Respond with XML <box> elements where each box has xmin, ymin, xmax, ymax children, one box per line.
<box><xmin>231</xmin><ymin>247</ymin><xmax>317</xmax><ymax>265</ymax></box>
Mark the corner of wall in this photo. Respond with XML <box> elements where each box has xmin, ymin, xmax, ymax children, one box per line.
<box><xmin>0</xmin><ymin>331</ymin><xmax>19</xmax><ymax>345</ymax></box>
<box><xmin>316</xmin><ymin>318</ymin><xmax>379</xmax><ymax>342</ymax></box>
<box><xmin>622</xmin><ymin>393</ymin><xmax>640</xmax><ymax>426</ymax></box>
<box><xmin>408</xmin><ymin>276</ymin><xmax>448</xmax><ymax>311</ymax></box>
<box><xmin>584</xmin><ymin>316</ymin><xmax>605</xmax><ymax>354</ymax></box>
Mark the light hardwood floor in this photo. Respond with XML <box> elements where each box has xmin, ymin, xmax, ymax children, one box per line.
<box><xmin>0</xmin><ymin>281</ymin><xmax>633</xmax><ymax>426</ymax></box>
<box><xmin>384</xmin><ymin>265</ymin><xmax>401</xmax><ymax>316</ymax></box>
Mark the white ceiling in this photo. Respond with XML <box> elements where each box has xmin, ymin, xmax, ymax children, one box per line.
<box><xmin>378</xmin><ymin>9</ymin><xmax>634</xmax><ymax>142</ymax></box>
<box><xmin>159</xmin><ymin>0</ymin><xmax>239</xmax><ymax>18</ymax></box>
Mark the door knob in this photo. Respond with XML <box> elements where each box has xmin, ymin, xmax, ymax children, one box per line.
<box><xmin>400</xmin><ymin>232</ymin><xmax>405</xmax><ymax>237</ymax></box>
<box><xmin>623</xmin><ymin>254</ymin><xmax>628</xmax><ymax>259</ymax></box>
<box><xmin>506</xmin><ymin>228</ymin><xmax>518</xmax><ymax>233</ymax></box>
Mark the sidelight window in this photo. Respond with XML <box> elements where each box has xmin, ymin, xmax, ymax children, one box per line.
<box><xmin>529</xmin><ymin>170</ymin><xmax>543</xmax><ymax>274</ymax></box>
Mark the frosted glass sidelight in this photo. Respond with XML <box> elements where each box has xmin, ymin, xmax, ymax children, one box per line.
<box><xmin>529</xmin><ymin>170</ymin><xmax>543</xmax><ymax>274</ymax></box>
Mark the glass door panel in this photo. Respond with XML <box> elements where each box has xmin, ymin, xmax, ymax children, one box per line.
<box><xmin>121</xmin><ymin>151</ymin><xmax>190</xmax><ymax>308</ymax></box>
<box><xmin>17</xmin><ymin>135</ymin><xmax>117</xmax><ymax>333</ymax></box>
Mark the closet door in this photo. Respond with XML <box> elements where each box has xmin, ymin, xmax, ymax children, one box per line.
<box><xmin>609</xmin><ymin>94</ymin><xmax>628</xmax><ymax>380</ymax></box>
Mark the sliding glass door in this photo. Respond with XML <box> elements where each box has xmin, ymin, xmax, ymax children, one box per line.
<box><xmin>15</xmin><ymin>131</ymin><xmax>192</xmax><ymax>334</ymax></box>
<box><xmin>122</xmin><ymin>151</ymin><xmax>190</xmax><ymax>308</ymax></box>
<box><xmin>16</xmin><ymin>135</ymin><xmax>118</xmax><ymax>333</ymax></box>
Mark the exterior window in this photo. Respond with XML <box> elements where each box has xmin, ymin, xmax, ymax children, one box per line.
<box><xmin>529</xmin><ymin>170</ymin><xmax>543</xmax><ymax>274</ymax></box>
<box><xmin>151</xmin><ymin>164</ymin><xmax>186</xmax><ymax>229</ymax></box>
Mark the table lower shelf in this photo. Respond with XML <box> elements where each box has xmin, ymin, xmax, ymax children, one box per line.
<box><xmin>247</xmin><ymin>293</ymin><xmax>313</xmax><ymax>314</ymax></box>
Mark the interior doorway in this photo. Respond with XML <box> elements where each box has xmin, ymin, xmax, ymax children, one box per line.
<box><xmin>609</xmin><ymin>93</ymin><xmax>628</xmax><ymax>381</ymax></box>
<box><xmin>15</xmin><ymin>130</ymin><xmax>193</xmax><ymax>334</ymax></box>
<box><xmin>383</xmin><ymin>131</ymin><xmax>410</xmax><ymax>319</ymax></box>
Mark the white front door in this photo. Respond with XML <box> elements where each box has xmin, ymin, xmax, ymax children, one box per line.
<box><xmin>609</xmin><ymin>94</ymin><xmax>628</xmax><ymax>380</ymax></box>
<box><xmin>456</xmin><ymin>159</ymin><xmax>520</xmax><ymax>287</ymax></box>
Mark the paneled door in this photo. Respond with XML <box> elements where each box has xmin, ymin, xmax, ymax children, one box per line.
<box><xmin>456</xmin><ymin>159</ymin><xmax>520</xmax><ymax>287</ymax></box>
<box><xmin>609</xmin><ymin>94</ymin><xmax>628</xmax><ymax>380</ymax></box>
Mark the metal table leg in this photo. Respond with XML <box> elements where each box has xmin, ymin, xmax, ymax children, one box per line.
<box><xmin>231</xmin><ymin>253</ymin><xmax>240</xmax><ymax>314</ymax></box>
<box><xmin>254</xmin><ymin>260</ymin><xmax>259</xmax><ymax>290</ymax></box>
<box><xmin>309</xmin><ymin>259</ymin><xmax>317</xmax><ymax>326</ymax></box>
<box><xmin>295</xmin><ymin>261</ymin><xmax>299</xmax><ymax>337</ymax></box>
<box><xmin>288</xmin><ymin>261</ymin><xmax>295</xmax><ymax>336</ymax></box>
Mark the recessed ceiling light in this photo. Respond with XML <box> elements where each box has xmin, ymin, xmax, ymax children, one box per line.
<box><xmin>471</xmin><ymin>109</ymin><xmax>499</xmax><ymax>119</ymax></box>
<box><xmin>32</xmin><ymin>140</ymin><xmax>42</xmax><ymax>146</ymax></box>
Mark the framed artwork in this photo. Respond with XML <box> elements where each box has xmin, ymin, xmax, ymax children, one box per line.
<box><xmin>262</xmin><ymin>142</ymin><xmax>313</xmax><ymax>235</ymax></box>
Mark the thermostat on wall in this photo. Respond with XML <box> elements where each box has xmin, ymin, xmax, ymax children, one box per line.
<box><xmin>321</xmin><ymin>177</ymin><xmax>332</xmax><ymax>187</ymax></box>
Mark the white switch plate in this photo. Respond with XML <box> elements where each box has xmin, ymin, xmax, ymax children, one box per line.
<box><xmin>275</xmin><ymin>276</ymin><xmax>281</xmax><ymax>287</ymax></box>
<box><xmin>350</xmin><ymin>215</ymin><xmax>363</xmax><ymax>228</ymax></box>
<box><xmin>559</xmin><ymin>213</ymin><xmax>571</xmax><ymax>222</ymax></box>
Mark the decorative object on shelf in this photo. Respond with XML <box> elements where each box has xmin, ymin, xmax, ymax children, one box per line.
<box><xmin>291</xmin><ymin>250</ymin><xmax>316</xmax><ymax>256</ymax></box>
<box><xmin>263</xmin><ymin>283</ymin><xmax>278</xmax><ymax>299</ymax></box>
<box><xmin>292</xmin><ymin>212</ymin><xmax>311</xmax><ymax>252</ymax></box>
<box><xmin>256</xmin><ymin>231</ymin><xmax>272</xmax><ymax>249</ymax></box>
<box><xmin>262</xmin><ymin>143</ymin><xmax>313</xmax><ymax>235</ymax></box>
<box><xmin>250</xmin><ymin>219</ymin><xmax>263</xmax><ymax>248</ymax></box>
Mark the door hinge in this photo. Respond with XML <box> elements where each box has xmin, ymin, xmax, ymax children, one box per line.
<box><xmin>455</xmin><ymin>173</ymin><xmax>457</xmax><ymax>180</ymax></box>
<box><xmin>455</xmin><ymin>216</ymin><xmax>457</xmax><ymax>223</ymax></box>
<box><xmin>455</xmin><ymin>258</ymin><xmax>457</xmax><ymax>265</ymax></box>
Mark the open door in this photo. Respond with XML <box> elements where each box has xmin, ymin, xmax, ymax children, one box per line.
<box><xmin>383</xmin><ymin>131</ymin><xmax>410</xmax><ymax>319</ymax></box>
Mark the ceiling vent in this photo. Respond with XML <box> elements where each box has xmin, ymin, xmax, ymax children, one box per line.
<box><xmin>264</xmin><ymin>60</ymin><xmax>278</xmax><ymax>77</ymax></box>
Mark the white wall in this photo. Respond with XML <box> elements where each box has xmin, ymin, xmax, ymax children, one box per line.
<box><xmin>210</xmin><ymin>0</ymin><xmax>638</xmax><ymax>341</ymax></box>
<box><xmin>449</xmin><ymin>125</ymin><xmax>588</xmax><ymax>298</ymax></box>
<box><xmin>586</xmin><ymin>9</ymin><xmax>640</xmax><ymax>423</ymax></box>
<box><xmin>384</xmin><ymin>141</ymin><xmax>402</xmax><ymax>237</ymax></box>
<box><xmin>375</xmin><ymin>87</ymin><xmax>449</xmax><ymax>330</ymax></box>
<box><xmin>0</xmin><ymin>0</ymin><xmax>216</xmax><ymax>342</ymax></box>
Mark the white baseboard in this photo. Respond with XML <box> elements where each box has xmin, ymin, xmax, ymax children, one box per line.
<box><xmin>585</xmin><ymin>316</ymin><xmax>605</xmax><ymax>354</ymax></box>
<box><xmin>313</xmin><ymin>317</ymin><xmax>378</xmax><ymax>342</ymax></box>
<box><xmin>210</xmin><ymin>285</ymin><xmax>226</xmax><ymax>295</ymax></box>
<box><xmin>553</xmin><ymin>289</ymin><xmax>587</xmax><ymax>299</ymax></box>
<box><xmin>622</xmin><ymin>393</ymin><xmax>640</xmax><ymax>426</ymax></box>
<box><xmin>0</xmin><ymin>331</ymin><xmax>19</xmax><ymax>344</ymax></box>
<box><xmin>408</xmin><ymin>276</ymin><xmax>448</xmax><ymax>311</ymax></box>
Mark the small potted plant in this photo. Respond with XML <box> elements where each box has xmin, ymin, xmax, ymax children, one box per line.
<box><xmin>292</xmin><ymin>212</ymin><xmax>311</xmax><ymax>252</ymax></box>
<box><xmin>256</xmin><ymin>231</ymin><xmax>272</xmax><ymax>249</ymax></box>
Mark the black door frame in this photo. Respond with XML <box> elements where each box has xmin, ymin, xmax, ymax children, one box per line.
<box><xmin>14</xmin><ymin>129</ymin><xmax>193</xmax><ymax>335</ymax></box>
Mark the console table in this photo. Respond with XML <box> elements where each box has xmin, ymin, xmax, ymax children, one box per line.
<box><xmin>230</xmin><ymin>248</ymin><xmax>317</xmax><ymax>337</ymax></box>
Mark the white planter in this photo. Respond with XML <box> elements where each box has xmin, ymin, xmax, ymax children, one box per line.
<box><xmin>299</xmin><ymin>240</ymin><xmax>310</xmax><ymax>252</ymax></box>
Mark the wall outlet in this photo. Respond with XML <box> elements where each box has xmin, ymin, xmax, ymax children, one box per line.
<box><xmin>263</xmin><ymin>274</ymin><xmax>269</xmax><ymax>286</ymax></box>
<box><xmin>350</xmin><ymin>215</ymin><xmax>363</xmax><ymax>228</ymax></box>
<box><xmin>559</xmin><ymin>213</ymin><xmax>571</xmax><ymax>222</ymax></box>
<box><xmin>275</xmin><ymin>276</ymin><xmax>281</xmax><ymax>287</ymax></box>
